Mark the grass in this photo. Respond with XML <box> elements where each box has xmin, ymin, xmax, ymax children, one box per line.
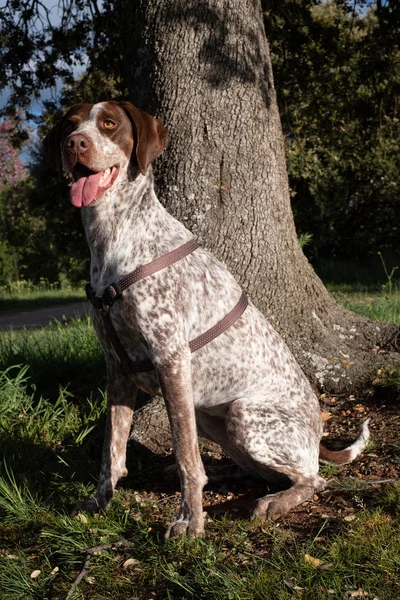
<box><xmin>328</xmin><ymin>284</ymin><xmax>400</xmax><ymax>324</ymax></box>
<box><xmin>0</xmin><ymin>285</ymin><xmax>399</xmax><ymax>598</ymax></box>
<box><xmin>0</xmin><ymin>316</ymin><xmax>103</xmax><ymax>400</ymax></box>
<box><xmin>0</xmin><ymin>280</ymin><xmax>85</xmax><ymax>313</ymax></box>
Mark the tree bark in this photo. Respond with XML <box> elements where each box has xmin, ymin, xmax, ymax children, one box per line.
<box><xmin>118</xmin><ymin>0</ymin><xmax>400</xmax><ymax>393</ymax></box>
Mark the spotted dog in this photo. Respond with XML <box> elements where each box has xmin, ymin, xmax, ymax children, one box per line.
<box><xmin>44</xmin><ymin>101</ymin><xmax>370</xmax><ymax>537</ymax></box>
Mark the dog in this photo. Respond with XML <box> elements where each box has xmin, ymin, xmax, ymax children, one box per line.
<box><xmin>44</xmin><ymin>101</ymin><xmax>369</xmax><ymax>537</ymax></box>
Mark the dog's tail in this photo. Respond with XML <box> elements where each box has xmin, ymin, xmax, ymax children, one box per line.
<box><xmin>319</xmin><ymin>419</ymin><xmax>370</xmax><ymax>465</ymax></box>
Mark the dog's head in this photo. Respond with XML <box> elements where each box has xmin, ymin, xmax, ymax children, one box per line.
<box><xmin>43</xmin><ymin>101</ymin><xmax>167</xmax><ymax>208</ymax></box>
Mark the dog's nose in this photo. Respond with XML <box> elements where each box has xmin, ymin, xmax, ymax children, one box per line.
<box><xmin>65</xmin><ymin>133</ymin><xmax>91</xmax><ymax>153</ymax></box>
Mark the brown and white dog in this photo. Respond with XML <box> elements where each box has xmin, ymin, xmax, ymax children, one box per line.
<box><xmin>44</xmin><ymin>101</ymin><xmax>369</xmax><ymax>537</ymax></box>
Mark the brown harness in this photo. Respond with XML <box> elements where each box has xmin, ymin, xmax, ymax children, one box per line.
<box><xmin>86</xmin><ymin>239</ymin><xmax>248</xmax><ymax>374</ymax></box>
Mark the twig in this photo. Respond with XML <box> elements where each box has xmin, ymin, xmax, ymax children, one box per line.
<box><xmin>81</xmin><ymin>540</ymin><xmax>134</xmax><ymax>554</ymax></box>
<box><xmin>322</xmin><ymin>477</ymin><xmax>399</xmax><ymax>493</ymax></box>
<box><xmin>64</xmin><ymin>540</ymin><xmax>133</xmax><ymax>600</ymax></box>
<box><xmin>351</xmin><ymin>478</ymin><xmax>400</xmax><ymax>487</ymax></box>
<box><xmin>65</xmin><ymin>555</ymin><xmax>92</xmax><ymax>600</ymax></box>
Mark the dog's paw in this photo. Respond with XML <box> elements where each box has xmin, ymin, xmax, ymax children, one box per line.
<box><xmin>251</xmin><ymin>495</ymin><xmax>282</xmax><ymax>520</ymax></box>
<box><xmin>165</xmin><ymin>519</ymin><xmax>204</xmax><ymax>539</ymax></box>
<box><xmin>73</xmin><ymin>496</ymin><xmax>108</xmax><ymax>515</ymax></box>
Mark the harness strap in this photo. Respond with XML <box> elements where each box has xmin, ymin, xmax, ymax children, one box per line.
<box><xmin>188</xmin><ymin>291</ymin><xmax>248</xmax><ymax>352</ymax></box>
<box><xmin>87</xmin><ymin>238</ymin><xmax>200</xmax><ymax>312</ymax></box>
<box><xmin>86</xmin><ymin>238</ymin><xmax>248</xmax><ymax>374</ymax></box>
<box><xmin>102</xmin><ymin>291</ymin><xmax>248</xmax><ymax>374</ymax></box>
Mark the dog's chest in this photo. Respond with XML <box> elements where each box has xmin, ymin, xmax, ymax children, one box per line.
<box><xmin>109</xmin><ymin>295</ymin><xmax>148</xmax><ymax>349</ymax></box>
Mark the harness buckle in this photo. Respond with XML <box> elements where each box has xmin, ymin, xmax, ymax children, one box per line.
<box><xmin>101</xmin><ymin>283</ymin><xmax>122</xmax><ymax>312</ymax></box>
<box><xmin>86</xmin><ymin>282</ymin><xmax>121</xmax><ymax>312</ymax></box>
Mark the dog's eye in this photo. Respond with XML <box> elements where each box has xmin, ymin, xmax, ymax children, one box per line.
<box><xmin>103</xmin><ymin>120</ymin><xmax>116</xmax><ymax>129</ymax></box>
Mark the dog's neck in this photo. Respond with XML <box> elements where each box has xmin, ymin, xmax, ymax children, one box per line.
<box><xmin>81</xmin><ymin>167</ymin><xmax>191</xmax><ymax>291</ymax></box>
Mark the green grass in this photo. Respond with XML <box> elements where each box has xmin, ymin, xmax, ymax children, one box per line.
<box><xmin>0</xmin><ymin>316</ymin><xmax>103</xmax><ymax>400</ymax></box>
<box><xmin>0</xmin><ymin>280</ymin><xmax>85</xmax><ymax>313</ymax></box>
<box><xmin>329</xmin><ymin>286</ymin><xmax>400</xmax><ymax>324</ymax></box>
<box><xmin>0</xmin><ymin>287</ymin><xmax>399</xmax><ymax>598</ymax></box>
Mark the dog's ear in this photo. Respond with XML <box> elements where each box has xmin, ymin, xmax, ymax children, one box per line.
<box><xmin>43</xmin><ymin>118</ymin><xmax>64</xmax><ymax>176</ymax></box>
<box><xmin>120</xmin><ymin>102</ymin><xmax>168</xmax><ymax>175</ymax></box>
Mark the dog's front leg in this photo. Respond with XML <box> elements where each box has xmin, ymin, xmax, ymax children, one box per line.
<box><xmin>158</xmin><ymin>355</ymin><xmax>207</xmax><ymax>538</ymax></box>
<box><xmin>76</xmin><ymin>356</ymin><xmax>138</xmax><ymax>513</ymax></box>
<box><xmin>94</xmin><ymin>365</ymin><xmax>138</xmax><ymax>510</ymax></box>
<box><xmin>76</xmin><ymin>313</ymin><xmax>138</xmax><ymax>514</ymax></box>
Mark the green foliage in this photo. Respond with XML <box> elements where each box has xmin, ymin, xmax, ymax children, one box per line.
<box><xmin>298</xmin><ymin>232</ymin><xmax>313</xmax><ymax>248</ymax></box>
<box><xmin>264</xmin><ymin>0</ymin><xmax>400</xmax><ymax>261</ymax></box>
<box><xmin>24</xmin><ymin>149</ymin><xmax>90</xmax><ymax>284</ymax></box>
<box><xmin>0</xmin><ymin>118</ymin><xmax>30</xmax><ymax>284</ymax></box>
<box><xmin>0</xmin><ymin>238</ymin><xmax>18</xmax><ymax>285</ymax></box>
<box><xmin>0</xmin><ymin>1</ymin><xmax>125</xmax><ymax>120</ymax></box>
<box><xmin>0</xmin><ymin>2</ymin><xmax>127</xmax><ymax>286</ymax></box>
<box><xmin>1</xmin><ymin>1</ymin><xmax>400</xmax><ymax>278</ymax></box>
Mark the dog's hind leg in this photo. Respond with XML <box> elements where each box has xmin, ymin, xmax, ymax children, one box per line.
<box><xmin>251</xmin><ymin>471</ymin><xmax>325</xmax><ymax>519</ymax></box>
<box><xmin>224</xmin><ymin>396</ymin><xmax>325</xmax><ymax>519</ymax></box>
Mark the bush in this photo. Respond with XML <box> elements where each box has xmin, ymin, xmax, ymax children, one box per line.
<box><xmin>0</xmin><ymin>239</ymin><xmax>18</xmax><ymax>285</ymax></box>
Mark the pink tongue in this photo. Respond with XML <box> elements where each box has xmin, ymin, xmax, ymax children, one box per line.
<box><xmin>70</xmin><ymin>171</ymin><xmax>104</xmax><ymax>208</ymax></box>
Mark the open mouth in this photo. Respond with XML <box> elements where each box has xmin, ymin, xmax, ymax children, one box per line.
<box><xmin>70</xmin><ymin>164</ymin><xmax>119</xmax><ymax>208</ymax></box>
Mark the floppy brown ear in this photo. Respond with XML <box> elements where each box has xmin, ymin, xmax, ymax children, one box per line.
<box><xmin>43</xmin><ymin>119</ymin><xmax>64</xmax><ymax>175</ymax></box>
<box><xmin>120</xmin><ymin>102</ymin><xmax>168</xmax><ymax>175</ymax></box>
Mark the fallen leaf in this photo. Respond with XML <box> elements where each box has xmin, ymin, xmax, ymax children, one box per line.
<box><xmin>30</xmin><ymin>570</ymin><xmax>41</xmax><ymax>579</ymax></box>
<box><xmin>284</xmin><ymin>579</ymin><xmax>305</xmax><ymax>591</ymax></box>
<box><xmin>321</xmin><ymin>411</ymin><xmax>331</xmax><ymax>422</ymax></box>
<box><xmin>74</xmin><ymin>512</ymin><xmax>88</xmax><ymax>524</ymax></box>
<box><xmin>320</xmin><ymin>562</ymin><xmax>335</xmax><ymax>570</ymax></box>
<box><xmin>122</xmin><ymin>558</ymin><xmax>141</xmax><ymax>570</ymax></box>
<box><xmin>346</xmin><ymin>589</ymin><xmax>369</xmax><ymax>598</ymax></box>
<box><xmin>304</xmin><ymin>554</ymin><xmax>323</xmax><ymax>568</ymax></box>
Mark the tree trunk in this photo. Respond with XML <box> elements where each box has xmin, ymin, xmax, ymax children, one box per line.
<box><xmin>118</xmin><ymin>0</ymin><xmax>400</xmax><ymax>393</ymax></box>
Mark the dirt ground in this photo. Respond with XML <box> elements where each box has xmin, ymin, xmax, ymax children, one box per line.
<box><xmin>126</xmin><ymin>388</ymin><xmax>399</xmax><ymax>538</ymax></box>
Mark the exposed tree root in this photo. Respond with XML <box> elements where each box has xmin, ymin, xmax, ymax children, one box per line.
<box><xmin>291</xmin><ymin>306</ymin><xmax>400</xmax><ymax>394</ymax></box>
